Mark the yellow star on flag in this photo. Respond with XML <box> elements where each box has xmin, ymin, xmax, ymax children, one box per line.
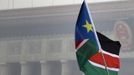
<box><xmin>83</xmin><ymin>20</ymin><xmax>92</xmax><ymax>32</ymax></box>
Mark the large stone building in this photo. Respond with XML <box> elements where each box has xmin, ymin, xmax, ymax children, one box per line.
<box><xmin>0</xmin><ymin>0</ymin><xmax>134</xmax><ymax>75</ymax></box>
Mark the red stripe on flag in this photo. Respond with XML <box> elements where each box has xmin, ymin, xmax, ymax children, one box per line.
<box><xmin>75</xmin><ymin>40</ymin><xmax>83</xmax><ymax>49</ymax></box>
<box><xmin>89</xmin><ymin>51</ymin><xmax>120</xmax><ymax>68</ymax></box>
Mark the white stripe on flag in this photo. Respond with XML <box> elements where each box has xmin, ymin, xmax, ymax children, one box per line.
<box><xmin>76</xmin><ymin>39</ymin><xmax>88</xmax><ymax>50</ymax></box>
<box><xmin>100</xmin><ymin>50</ymin><xmax>119</xmax><ymax>58</ymax></box>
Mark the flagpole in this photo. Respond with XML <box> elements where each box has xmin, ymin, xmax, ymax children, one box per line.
<box><xmin>84</xmin><ymin>0</ymin><xmax>110</xmax><ymax>75</ymax></box>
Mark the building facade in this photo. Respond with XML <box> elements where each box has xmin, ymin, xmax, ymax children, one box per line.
<box><xmin>0</xmin><ymin>1</ymin><xmax>134</xmax><ymax>75</ymax></box>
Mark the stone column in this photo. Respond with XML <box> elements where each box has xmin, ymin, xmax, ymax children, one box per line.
<box><xmin>21</xmin><ymin>62</ymin><xmax>30</xmax><ymax>75</ymax></box>
<box><xmin>0</xmin><ymin>63</ymin><xmax>8</xmax><ymax>75</ymax></box>
<box><xmin>61</xmin><ymin>60</ymin><xmax>70</xmax><ymax>75</ymax></box>
<box><xmin>40</xmin><ymin>61</ymin><xmax>49</xmax><ymax>75</ymax></box>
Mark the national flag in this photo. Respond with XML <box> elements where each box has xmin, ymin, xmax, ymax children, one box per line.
<box><xmin>75</xmin><ymin>0</ymin><xmax>121</xmax><ymax>75</ymax></box>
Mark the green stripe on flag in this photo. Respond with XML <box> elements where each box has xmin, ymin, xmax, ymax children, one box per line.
<box><xmin>76</xmin><ymin>40</ymin><xmax>98</xmax><ymax>70</ymax></box>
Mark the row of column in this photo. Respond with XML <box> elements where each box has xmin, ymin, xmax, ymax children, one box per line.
<box><xmin>0</xmin><ymin>63</ymin><xmax>8</xmax><ymax>75</ymax></box>
<box><xmin>0</xmin><ymin>61</ymin><xmax>71</xmax><ymax>75</ymax></box>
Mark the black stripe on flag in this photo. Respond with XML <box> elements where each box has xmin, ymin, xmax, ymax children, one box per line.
<box><xmin>97</xmin><ymin>32</ymin><xmax>121</xmax><ymax>55</ymax></box>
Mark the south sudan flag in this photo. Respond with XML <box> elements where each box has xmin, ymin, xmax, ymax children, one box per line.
<box><xmin>75</xmin><ymin>0</ymin><xmax>121</xmax><ymax>75</ymax></box>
